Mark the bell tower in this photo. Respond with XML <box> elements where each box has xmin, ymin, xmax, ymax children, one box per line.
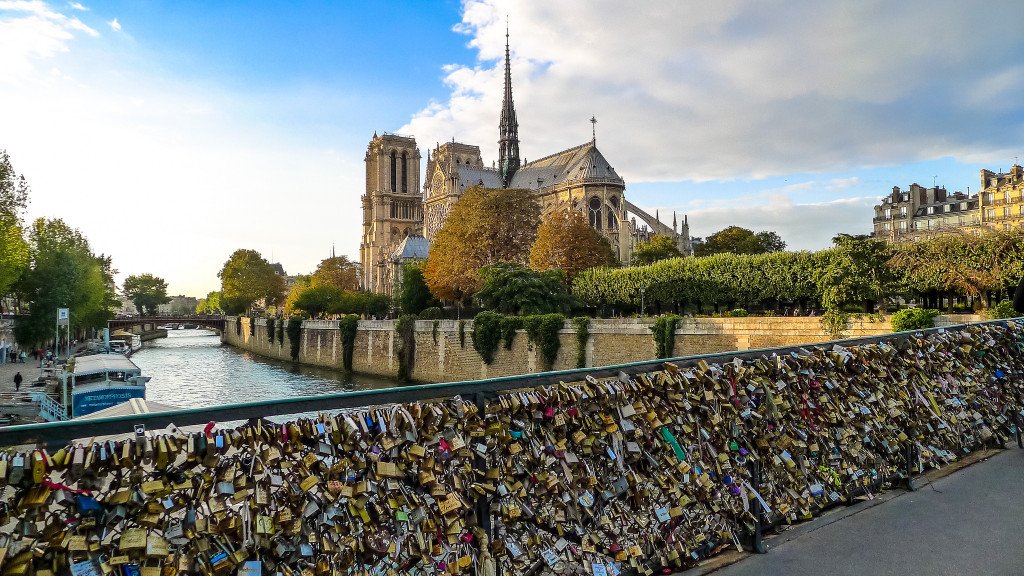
<box><xmin>359</xmin><ymin>133</ymin><xmax>421</xmax><ymax>293</ymax></box>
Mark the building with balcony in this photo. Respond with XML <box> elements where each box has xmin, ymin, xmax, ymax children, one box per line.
<box><xmin>979</xmin><ymin>164</ymin><xmax>1024</xmax><ymax>230</ymax></box>
<box><xmin>872</xmin><ymin>184</ymin><xmax>980</xmax><ymax>241</ymax></box>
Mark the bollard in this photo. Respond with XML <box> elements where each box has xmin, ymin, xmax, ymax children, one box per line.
<box><xmin>748</xmin><ymin>458</ymin><xmax>767</xmax><ymax>554</ymax></box>
<box><xmin>904</xmin><ymin>441</ymin><xmax>918</xmax><ymax>492</ymax></box>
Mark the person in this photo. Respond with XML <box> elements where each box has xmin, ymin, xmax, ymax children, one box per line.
<box><xmin>19</xmin><ymin>350</ymin><xmax>26</xmax><ymax>363</ymax></box>
<box><xmin>13</xmin><ymin>372</ymin><xmax>22</xmax><ymax>392</ymax></box>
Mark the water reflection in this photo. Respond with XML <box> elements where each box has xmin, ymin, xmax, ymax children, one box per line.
<box><xmin>130</xmin><ymin>329</ymin><xmax>397</xmax><ymax>410</ymax></box>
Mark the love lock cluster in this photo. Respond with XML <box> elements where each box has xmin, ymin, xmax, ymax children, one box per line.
<box><xmin>0</xmin><ymin>322</ymin><xmax>1021</xmax><ymax>576</ymax></box>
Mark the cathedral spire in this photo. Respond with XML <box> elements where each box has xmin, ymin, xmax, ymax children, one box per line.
<box><xmin>498</xmin><ymin>26</ymin><xmax>521</xmax><ymax>188</ymax></box>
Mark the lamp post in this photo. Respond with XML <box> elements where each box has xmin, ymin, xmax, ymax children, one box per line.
<box><xmin>640</xmin><ymin>286</ymin><xmax>646</xmax><ymax>317</ymax></box>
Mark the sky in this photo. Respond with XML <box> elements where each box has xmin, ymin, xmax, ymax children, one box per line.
<box><xmin>1</xmin><ymin>0</ymin><xmax>1023</xmax><ymax>297</ymax></box>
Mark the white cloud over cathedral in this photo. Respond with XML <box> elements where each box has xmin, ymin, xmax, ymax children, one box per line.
<box><xmin>402</xmin><ymin>0</ymin><xmax>1024</xmax><ymax>183</ymax></box>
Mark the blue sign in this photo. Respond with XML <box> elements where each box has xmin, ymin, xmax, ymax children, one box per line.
<box><xmin>72</xmin><ymin>388</ymin><xmax>145</xmax><ymax>417</ymax></box>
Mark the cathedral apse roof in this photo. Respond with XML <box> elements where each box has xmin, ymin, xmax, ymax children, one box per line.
<box><xmin>447</xmin><ymin>142</ymin><xmax>625</xmax><ymax>194</ymax></box>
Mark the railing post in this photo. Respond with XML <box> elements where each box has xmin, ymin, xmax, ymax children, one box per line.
<box><xmin>473</xmin><ymin>392</ymin><xmax>493</xmax><ymax>576</ymax></box>
<box><xmin>904</xmin><ymin>440</ymin><xmax>918</xmax><ymax>492</ymax></box>
<box><xmin>748</xmin><ymin>458</ymin><xmax>766</xmax><ymax>554</ymax></box>
<box><xmin>1016</xmin><ymin>412</ymin><xmax>1023</xmax><ymax>449</ymax></box>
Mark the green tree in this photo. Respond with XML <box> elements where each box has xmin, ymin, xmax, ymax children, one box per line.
<box><xmin>310</xmin><ymin>256</ymin><xmax>360</xmax><ymax>291</ymax></box>
<box><xmin>122</xmin><ymin>273</ymin><xmax>171</xmax><ymax>316</ymax></box>
<box><xmin>196</xmin><ymin>291</ymin><xmax>223</xmax><ymax>314</ymax></box>
<box><xmin>694</xmin><ymin>226</ymin><xmax>786</xmax><ymax>256</ymax></box>
<box><xmin>397</xmin><ymin>263</ymin><xmax>437</xmax><ymax>314</ymax></box>
<box><xmin>631</xmin><ymin>235</ymin><xmax>682</xmax><ymax>265</ymax></box>
<box><xmin>474</xmin><ymin>263</ymin><xmax>573</xmax><ymax>315</ymax></box>
<box><xmin>14</xmin><ymin>218</ymin><xmax>115</xmax><ymax>345</ymax></box>
<box><xmin>818</xmin><ymin>234</ymin><xmax>895</xmax><ymax>312</ymax></box>
<box><xmin>0</xmin><ymin>150</ymin><xmax>30</xmax><ymax>308</ymax></box>
<box><xmin>283</xmin><ymin>275</ymin><xmax>311</xmax><ymax>316</ymax></box>
<box><xmin>218</xmin><ymin>249</ymin><xmax>286</xmax><ymax>314</ymax></box>
<box><xmin>423</xmin><ymin>186</ymin><xmax>540</xmax><ymax>302</ymax></box>
<box><xmin>292</xmin><ymin>285</ymin><xmax>344</xmax><ymax>318</ymax></box>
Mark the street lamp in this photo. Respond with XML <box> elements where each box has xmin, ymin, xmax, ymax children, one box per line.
<box><xmin>640</xmin><ymin>286</ymin><xmax>646</xmax><ymax>317</ymax></box>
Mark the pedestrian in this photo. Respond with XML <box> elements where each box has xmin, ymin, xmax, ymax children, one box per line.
<box><xmin>13</xmin><ymin>372</ymin><xmax>22</xmax><ymax>392</ymax></box>
<box><xmin>19</xmin><ymin>351</ymin><xmax>25</xmax><ymax>364</ymax></box>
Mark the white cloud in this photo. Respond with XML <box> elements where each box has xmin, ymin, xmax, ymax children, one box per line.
<box><xmin>0</xmin><ymin>0</ymin><xmax>98</xmax><ymax>77</ymax></box>
<box><xmin>107</xmin><ymin>17</ymin><xmax>119</xmax><ymax>31</ymax></box>
<box><xmin>402</xmin><ymin>0</ymin><xmax>1024</xmax><ymax>183</ymax></box>
<box><xmin>67</xmin><ymin>1</ymin><xmax>86</xmax><ymax>10</ymax></box>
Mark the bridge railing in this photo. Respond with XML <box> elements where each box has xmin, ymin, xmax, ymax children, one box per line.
<box><xmin>0</xmin><ymin>316</ymin><xmax>1019</xmax><ymax>447</ymax></box>
<box><xmin>0</xmin><ymin>317</ymin><xmax>1021</xmax><ymax>575</ymax></box>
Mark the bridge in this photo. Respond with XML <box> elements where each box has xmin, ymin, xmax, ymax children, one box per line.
<box><xmin>107</xmin><ymin>314</ymin><xmax>225</xmax><ymax>332</ymax></box>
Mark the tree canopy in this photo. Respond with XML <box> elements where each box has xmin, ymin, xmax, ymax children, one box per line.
<box><xmin>423</xmin><ymin>186</ymin><xmax>540</xmax><ymax>302</ymax></box>
<box><xmin>694</xmin><ymin>226</ymin><xmax>786</xmax><ymax>256</ymax></box>
<box><xmin>631</xmin><ymin>235</ymin><xmax>682</xmax><ymax>265</ymax></box>
<box><xmin>122</xmin><ymin>273</ymin><xmax>171</xmax><ymax>316</ymax></box>
<box><xmin>283</xmin><ymin>275</ymin><xmax>311</xmax><ymax>316</ymax></box>
<box><xmin>473</xmin><ymin>263</ymin><xmax>574</xmax><ymax>315</ymax></box>
<box><xmin>196</xmin><ymin>291</ymin><xmax>223</xmax><ymax>314</ymax></box>
<box><xmin>310</xmin><ymin>256</ymin><xmax>360</xmax><ymax>292</ymax></box>
<box><xmin>292</xmin><ymin>285</ymin><xmax>344</xmax><ymax>318</ymax></box>
<box><xmin>396</xmin><ymin>263</ymin><xmax>438</xmax><ymax>315</ymax></box>
<box><xmin>218</xmin><ymin>249</ymin><xmax>286</xmax><ymax>314</ymax></box>
<box><xmin>0</xmin><ymin>150</ymin><xmax>30</xmax><ymax>306</ymax></box>
<box><xmin>14</xmin><ymin>218</ymin><xmax>116</xmax><ymax>345</ymax></box>
<box><xmin>529</xmin><ymin>206</ymin><xmax>616</xmax><ymax>280</ymax></box>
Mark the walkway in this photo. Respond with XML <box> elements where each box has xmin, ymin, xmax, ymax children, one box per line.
<box><xmin>687</xmin><ymin>448</ymin><xmax>1024</xmax><ymax>576</ymax></box>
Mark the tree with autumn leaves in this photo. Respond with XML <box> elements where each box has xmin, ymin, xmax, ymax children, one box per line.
<box><xmin>530</xmin><ymin>206</ymin><xmax>616</xmax><ymax>281</ymax></box>
<box><xmin>423</xmin><ymin>186</ymin><xmax>540</xmax><ymax>302</ymax></box>
<box><xmin>424</xmin><ymin>187</ymin><xmax>618</xmax><ymax>306</ymax></box>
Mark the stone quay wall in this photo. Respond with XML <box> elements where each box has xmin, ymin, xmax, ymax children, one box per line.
<box><xmin>223</xmin><ymin>314</ymin><xmax>981</xmax><ymax>382</ymax></box>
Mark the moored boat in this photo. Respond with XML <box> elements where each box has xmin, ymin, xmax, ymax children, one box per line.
<box><xmin>61</xmin><ymin>354</ymin><xmax>150</xmax><ymax>419</ymax></box>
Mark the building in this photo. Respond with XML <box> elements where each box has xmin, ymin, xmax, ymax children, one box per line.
<box><xmin>872</xmin><ymin>183</ymin><xmax>980</xmax><ymax>241</ymax></box>
<box><xmin>359</xmin><ymin>33</ymin><xmax>690</xmax><ymax>294</ymax></box>
<box><xmin>979</xmin><ymin>164</ymin><xmax>1024</xmax><ymax>230</ymax></box>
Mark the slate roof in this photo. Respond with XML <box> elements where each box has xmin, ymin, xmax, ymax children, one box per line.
<box><xmin>390</xmin><ymin>234</ymin><xmax>431</xmax><ymax>261</ymax></box>
<box><xmin>451</xmin><ymin>142</ymin><xmax>623</xmax><ymax>194</ymax></box>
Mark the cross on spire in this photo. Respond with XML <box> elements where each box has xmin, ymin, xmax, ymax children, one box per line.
<box><xmin>590</xmin><ymin>115</ymin><xmax>597</xmax><ymax>143</ymax></box>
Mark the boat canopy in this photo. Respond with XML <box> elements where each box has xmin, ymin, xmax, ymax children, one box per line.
<box><xmin>72</xmin><ymin>354</ymin><xmax>142</xmax><ymax>377</ymax></box>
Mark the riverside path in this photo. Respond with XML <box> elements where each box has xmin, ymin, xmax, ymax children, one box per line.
<box><xmin>685</xmin><ymin>448</ymin><xmax>1024</xmax><ymax>576</ymax></box>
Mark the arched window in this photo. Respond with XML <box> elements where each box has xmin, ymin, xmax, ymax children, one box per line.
<box><xmin>609</xmin><ymin>195</ymin><xmax>619</xmax><ymax>211</ymax></box>
<box><xmin>401</xmin><ymin>151</ymin><xmax>408</xmax><ymax>193</ymax></box>
<box><xmin>390</xmin><ymin>201</ymin><xmax>397</xmax><ymax>219</ymax></box>
<box><xmin>390</xmin><ymin>151</ymin><xmax>397</xmax><ymax>192</ymax></box>
<box><xmin>589</xmin><ymin>197</ymin><xmax>602</xmax><ymax>230</ymax></box>
<box><xmin>607</xmin><ymin>211</ymin><xmax>617</xmax><ymax>230</ymax></box>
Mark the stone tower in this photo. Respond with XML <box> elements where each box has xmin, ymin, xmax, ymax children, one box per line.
<box><xmin>359</xmin><ymin>133</ymin><xmax>422</xmax><ymax>293</ymax></box>
<box><xmin>498</xmin><ymin>29</ymin><xmax>520</xmax><ymax>188</ymax></box>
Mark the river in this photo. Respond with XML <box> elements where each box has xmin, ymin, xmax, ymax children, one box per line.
<box><xmin>129</xmin><ymin>329</ymin><xmax>398</xmax><ymax>409</ymax></box>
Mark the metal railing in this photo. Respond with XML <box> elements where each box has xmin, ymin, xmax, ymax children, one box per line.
<box><xmin>0</xmin><ymin>316</ymin><xmax>1019</xmax><ymax>449</ymax></box>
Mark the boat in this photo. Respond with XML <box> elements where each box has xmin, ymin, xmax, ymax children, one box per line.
<box><xmin>60</xmin><ymin>354</ymin><xmax>150</xmax><ymax>419</ymax></box>
<box><xmin>110</xmin><ymin>330</ymin><xmax>143</xmax><ymax>356</ymax></box>
<box><xmin>182</xmin><ymin>323</ymin><xmax>197</xmax><ymax>329</ymax></box>
<box><xmin>177</xmin><ymin>324</ymin><xmax>185</xmax><ymax>330</ymax></box>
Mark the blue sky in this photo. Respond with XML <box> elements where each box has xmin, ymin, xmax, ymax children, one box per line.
<box><xmin>2</xmin><ymin>0</ymin><xmax>1023</xmax><ymax>296</ymax></box>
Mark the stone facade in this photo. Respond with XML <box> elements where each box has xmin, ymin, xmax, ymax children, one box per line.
<box><xmin>223</xmin><ymin>315</ymin><xmax>980</xmax><ymax>383</ymax></box>
<box><xmin>872</xmin><ymin>183</ymin><xmax>980</xmax><ymax>241</ymax></box>
<box><xmin>359</xmin><ymin>134</ymin><xmax>423</xmax><ymax>294</ymax></box>
<box><xmin>980</xmin><ymin>164</ymin><xmax>1024</xmax><ymax>230</ymax></box>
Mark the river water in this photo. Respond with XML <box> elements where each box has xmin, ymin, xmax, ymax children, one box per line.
<box><xmin>130</xmin><ymin>329</ymin><xmax>397</xmax><ymax>410</ymax></box>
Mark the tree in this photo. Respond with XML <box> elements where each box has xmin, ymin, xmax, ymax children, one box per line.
<box><xmin>694</xmin><ymin>226</ymin><xmax>786</xmax><ymax>256</ymax></box>
<box><xmin>310</xmin><ymin>256</ymin><xmax>360</xmax><ymax>291</ymax></box>
<box><xmin>632</xmin><ymin>235</ymin><xmax>682</xmax><ymax>265</ymax></box>
<box><xmin>818</xmin><ymin>234</ymin><xmax>895</xmax><ymax>312</ymax></box>
<box><xmin>0</xmin><ymin>150</ymin><xmax>30</xmax><ymax>307</ymax></box>
<box><xmin>14</xmin><ymin>218</ymin><xmax>115</xmax><ymax>345</ymax></box>
<box><xmin>529</xmin><ymin>206</ymin><xmax>616</xmax><ymax>280</ymax></box>
<box><xmin>397</xmin><ymin>263</ymin><xmax>438</xmax><ymax>315</ymax></box>
<box><xmin>122</xmin><ymin>274</ymin><xmax>171</xmax><ymax>316</ymax></box>
<box><xmin>423</xmin><ymin>186</ymin><xmax>540</xmax><ymax>302</ymax></box>
<box><xmin>283</xmin><ymin>275</ymin><xmax>311</xmax><ymax>316</ymax></box>
<box><xmin>474</xmin><ymin>263</ymin><xmax>574</xmax><ymax>315</ymax></box>
<box><xmin>196</xmin><ymin>291</ymin><xmax>223</xmax><ymax>314</ymax></box>
<box><xmin>218</xmin><ymin>249</ymin><xmax>286</xmax><ymax>314</ymax></box>
<box><xmin>292</xmin><ymin>285</ymin><xmax>344</xmax><ymax>318</ymax></box>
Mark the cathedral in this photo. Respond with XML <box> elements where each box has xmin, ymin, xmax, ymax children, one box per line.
<box><xmin>360</xmin><ymin>34</ymin><xmax>691</xmax><ymax>294</ymax></box>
